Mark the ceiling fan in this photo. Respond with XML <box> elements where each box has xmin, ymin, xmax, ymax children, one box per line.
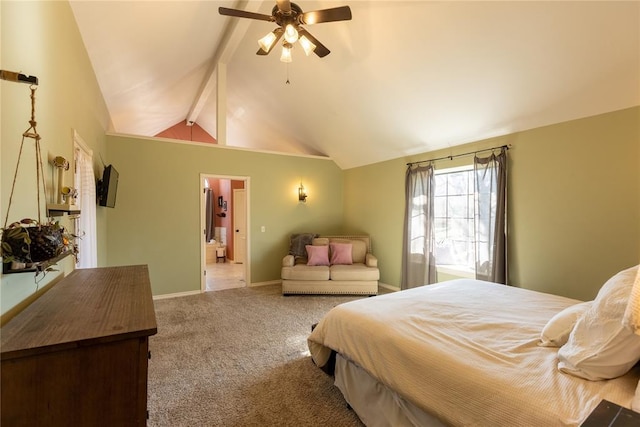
<box><xmin>219</xmin><ymin>0</ymin><xmax>352</xmax><ymax>62</ymax></box>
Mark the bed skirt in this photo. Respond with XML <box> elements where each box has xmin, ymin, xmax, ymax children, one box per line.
<box><xmin>334</xmin><ymin>354</ymin><xmax>446</xmax><ymax>427</ymax></box>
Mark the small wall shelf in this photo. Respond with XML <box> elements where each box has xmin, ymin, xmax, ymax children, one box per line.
<box><xmin>2</xmin><ymin>250</ymin><xmax>74</xmax><ymax>275</ymax></box>
<box><xmin>47</xmin><ymin>203</ymin><xmax>80</xmax><ymax>217</ymax></box>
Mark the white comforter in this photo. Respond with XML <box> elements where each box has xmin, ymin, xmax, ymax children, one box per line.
<box><xmin>308</xmin><ymin>279</ymin><xmax>639</xmax><ymax>426</ymax></box>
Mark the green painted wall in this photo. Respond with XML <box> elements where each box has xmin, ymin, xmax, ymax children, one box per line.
<box><xmin>344</xmin><ymin>107</ymin><xmax>640</xmax><ymax>301</ymax></box>
<box><xmin>106</xmin><ymin>136</ymin><xmax>344</xmax><ymax>296</ymax></box>
<box><xmin>2</xmin><ymin>1</ymin><xmax>638</xmax><ymax>313</ymax></box>
<box><xmin>1</xmin><ymin>1</ymin><xmax>109</xmax><ymax>316</ymax></box>
<box><xmin>343</xmin><ymin>159</ymin><xmax>405</xmax><ymax>287</ymax></box>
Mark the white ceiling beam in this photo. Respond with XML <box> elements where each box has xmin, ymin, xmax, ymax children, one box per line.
<box><xmin>186</xmin><ymin>1</ymin><xmax>265</xmax><ymax>126</ymax></box>
<box><xmin>216</xmin><ymin>63</ymin><xmax>227</xmax><ymax>145</ymax></box>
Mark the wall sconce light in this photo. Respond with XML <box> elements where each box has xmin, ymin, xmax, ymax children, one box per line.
<box><xmin>52</xmin><ymin>156</ymin><xmax>70</xmax><ymax>204</ymax></box>
<box><xmin>298</xmin><ymin>183</ymin><xmax>307</xmax><ymax>203</ymax></box>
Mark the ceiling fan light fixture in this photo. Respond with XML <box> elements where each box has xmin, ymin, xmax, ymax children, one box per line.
<box><xmin>221</xmin><ymin>2</ymin><xmax>352</xmax><ymax>60</ymax></box>
<box><xmin>299</xmin><ymin>35</ymin><xmax>316</xmax><ymax>56</ymax></box>
<box><xmin>258</xmin><ymin>31</ymin><xmax>278</xmax><ymax>52</ymax></box>
<box><xmin>284</xmin><ymin>24</ymin><xmax>299</xmax><ymax>44</ymax></box>
<box><xmin>280</xmin><ymin>43</ymin><xmax>293</xmax><ymax>63</ymax></box>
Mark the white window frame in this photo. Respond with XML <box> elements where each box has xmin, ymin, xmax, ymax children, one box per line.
<box><xmin>433</xmin><ymin>164</ymin><xmax>475</xmax><ymax>278</ymax></box>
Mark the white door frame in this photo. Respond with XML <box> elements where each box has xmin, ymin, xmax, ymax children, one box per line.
<box><xmin>199</xmin><ymin>173</ymin><xmax>251</xmax><ymax>292</ymax></box>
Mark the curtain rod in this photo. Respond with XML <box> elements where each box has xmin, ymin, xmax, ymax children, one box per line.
<box><xmin>406</xmin><ymin>144</ymin><xmax>511</xmax><ymax>166</ymax></box>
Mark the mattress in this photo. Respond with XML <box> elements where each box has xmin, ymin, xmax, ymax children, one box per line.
<box><xmin>308</xmin><ymin>279</ymin><xmax>640</xmax><ymax>426</ymax></box>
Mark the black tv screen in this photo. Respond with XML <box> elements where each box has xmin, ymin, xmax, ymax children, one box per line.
<box><xmin>98</xmin><ymin>164</ymin><xmax>119</xmax><ymax>208</ymax></box>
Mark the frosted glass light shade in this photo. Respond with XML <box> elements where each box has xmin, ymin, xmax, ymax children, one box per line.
<box><xmin>280</xmin><ymin>44</ymin><xmax>292</xmax><ymax>63</ymax></box>
<box><xmin>284</xmin><ymin>24</ymin><xmax>299</xmax><ymax>44</ymax></box>
<box><xmin>299</xmin><ymin>35</ymin><xmax>316</xmax><ymax>56</ymax></box>
<box><xmin>258</xmin><ymin>32</ymin><xmax>277</xmax><ymax>52</ymax></box>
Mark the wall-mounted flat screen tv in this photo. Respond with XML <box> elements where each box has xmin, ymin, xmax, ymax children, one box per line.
<box><xmin>97</xmin><ymin>164</ymin><xmax>119</xmax><ymax>208</ymax></box>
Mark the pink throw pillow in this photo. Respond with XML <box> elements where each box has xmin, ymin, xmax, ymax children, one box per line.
<box><xmin>306</xmin><ymin>245</ymin><xmax>329</xmax><ymax>266</ymax></box>
<box><xmin>330</xmin><ymin>243</ymin><xmax>353</xmax><ymax>265</ymax></box>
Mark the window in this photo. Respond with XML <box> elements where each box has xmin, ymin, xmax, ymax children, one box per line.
<box><xmin>433</xmin><ymin>166</ymin><xmax>475</xmax><ymax>275</ymax></box>
<box><xmin>403</xmin><ymin>148</ymin><xmax>507</xmax><ymax>288</ymax></box>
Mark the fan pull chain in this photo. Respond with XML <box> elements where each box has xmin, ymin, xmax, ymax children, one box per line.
<box><xmin>286</xmin><ymin>63</ymin><xmax>290</xmax><ymax>85</ymax></box>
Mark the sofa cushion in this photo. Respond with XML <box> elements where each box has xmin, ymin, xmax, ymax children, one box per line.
<box><xmin>281</xmin><ymin>265</ymin><xmax>330</xmax><ymax>281</ymax></box>
<box><xmin>312</xmin><ymin>237</ymin><xmax>330</xmax><ymax>246</ymax></box>
<box><xmin>330</xmin><ymin>264</ymin><xmax>380</xmax><ymax>281</ymax></box>
<box><xmin>306</xmin><ymin>245</ymin><xmax>330</xmax><ymax>266</ymax></box>
<box><xmin>330</xmin><ymin>238</ymin><xmax>367</xmax><ymax>263</ymax></box>
<box><xmin>330</xmin><ymin>242</ymin><xmax>353</xmax><ymax>265</ymax></box>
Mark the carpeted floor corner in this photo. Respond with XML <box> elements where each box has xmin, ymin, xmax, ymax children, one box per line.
<box><xmin>148</xmin><ymin>284</ymin><xmax>365</xmax><ymax>426</ymax></box>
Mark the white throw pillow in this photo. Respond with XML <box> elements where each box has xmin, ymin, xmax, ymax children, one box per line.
<box><xmin>539</xmin><ymin>301</ymin><xmax>592</xmax><ymax>347</ymax></box>
<box><xmin>558</xmin><ymin>265</ymin><xmax>640</xmax><ymax>381</ymax></box>
<box><xmin>623</xmin><ymin>266</ymin><xmax>640</xmax><ymax>334</ymax></box>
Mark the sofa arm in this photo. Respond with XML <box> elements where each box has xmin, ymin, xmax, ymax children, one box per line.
<box><xmin>365</xmin><ymin>253</ymin><xmax>378</xmax><ymax>268</ymax></box>
<box><xmin>283</xmin><ymin>254</ymin><xmax>295</xmax><ymax>267</ymax></box>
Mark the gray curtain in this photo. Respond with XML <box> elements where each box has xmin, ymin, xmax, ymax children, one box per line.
<box><xmin>474</xmin><ymin>148</ymin><xmax>507</xmax><ymax>284</ymax></box>
<box><xmin>402</xmin><ymin>163</ymin><xmax>437</xmax><ymax>289</ymax></box>
<box><xmin>205</xmin><ymin>189</ymin><xmax>215</xmax><ymax>242</ymax></box>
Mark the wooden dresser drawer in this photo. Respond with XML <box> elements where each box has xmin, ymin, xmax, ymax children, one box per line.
<box><xmin>1</xmin><ymin>265</ymin><xmax>157</xmax><ymax>426</ymax></box>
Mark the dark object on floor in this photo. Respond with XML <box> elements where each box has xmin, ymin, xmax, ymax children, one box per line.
<box><xmin>580</xmin><ymin>400</ymin><xmax>640</xmax><ymax>426</ymax></box>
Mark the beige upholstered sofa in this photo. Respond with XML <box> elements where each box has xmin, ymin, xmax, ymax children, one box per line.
<box><xmin>281</xmin><ymin>235</ymin><xmax>379</xmax><ymax>295</ymax></box>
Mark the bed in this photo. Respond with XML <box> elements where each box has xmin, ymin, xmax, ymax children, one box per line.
<box><xmin>308</xmin><ymin>266</ymin><xmax>640</xmax><ymax>426</ymax></box>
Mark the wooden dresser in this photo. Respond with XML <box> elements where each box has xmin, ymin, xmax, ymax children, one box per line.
<box><xmin>1</xmin><ymin>265</ymin><xmax>157</xmax><ymax>426</ymax></box>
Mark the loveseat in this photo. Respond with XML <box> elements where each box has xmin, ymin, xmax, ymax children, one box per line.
<box><xmin>281</xmin><ymin>235</ymin><xmax>379</xmax><ymax>295</ymax></box>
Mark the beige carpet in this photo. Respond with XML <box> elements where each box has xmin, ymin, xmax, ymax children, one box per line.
<box><xmin>148</xmin><ymin>284</ymin><xmax>366</xmax><ymax>426</ymax></box>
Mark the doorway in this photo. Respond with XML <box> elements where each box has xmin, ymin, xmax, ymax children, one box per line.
<box><xmin>200</xmin><ymin>174</ymin><xmax>250</xmax><ymax>292</ymax></box>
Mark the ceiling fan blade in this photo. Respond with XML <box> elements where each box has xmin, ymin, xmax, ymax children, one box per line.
<box><xmin>276</xmin><ymin>0</ymin><xmax>292</xmax><ymax>14</ymax></box>
<box><xmin>300</xmin><ymin>6</ymin><xmax>352</xmax><ymax>25</ymax></box>
<box><xmin>256</xmin><ymin>28</ymin><xmax>284</xmax><ymax>56</ymax></box>
<box><xmin>218</xmin><ymin>7</ymin><xmax>274</xmax><ymax>22</ymax></box>
<box><xmin>298</xmin><ymin>28</ymin><xmax>330</xmax><ymax>58</ymax></box>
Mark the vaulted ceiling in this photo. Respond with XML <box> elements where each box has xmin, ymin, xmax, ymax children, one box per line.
<box><xmin>69</xmin><ymin>1</ymin><xmax>639</xmax><ymax>169</ymax></box>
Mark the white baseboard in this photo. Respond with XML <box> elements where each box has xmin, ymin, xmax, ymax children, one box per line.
<box><xmin>248</xmin><ymin>280</ymin><xmax>281</xmax><ymax>288</ymax></box>
<box><xmin>379</xmin><ymin>282</ymin><xmax>400</xmax><ymax>292</ymax></box>
<box><xmin>153</xmin><ymin>290</ymin><xmax>201</xmax><ymax>300</ymax></box>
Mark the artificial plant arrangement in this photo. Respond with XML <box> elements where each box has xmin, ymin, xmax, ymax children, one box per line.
<box><xmin>1</xmin><ymin>218</ymin><xmax>78</xmax><ymax>272</ymax></box>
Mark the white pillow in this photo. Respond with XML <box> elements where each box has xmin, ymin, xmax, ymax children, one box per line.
<box><xmin>558</xmin><ymin>265</ymin><xmax>640</xmax><ymax>381</ymax></box>
<box><xmin>539</xmin><ymin>301</ymin><xmax>591</xmax><ymax>347</ymax></box>
<box><xmin>623</xmin><ymin>266</ymin><xmax>640</xmax><ymax>333</ymax></box>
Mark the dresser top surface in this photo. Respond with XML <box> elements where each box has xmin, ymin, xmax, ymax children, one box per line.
<box><xmin>1</xmin><ymin>265</ymin><xmax>157</xmax><ymax>359</ymax></box>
